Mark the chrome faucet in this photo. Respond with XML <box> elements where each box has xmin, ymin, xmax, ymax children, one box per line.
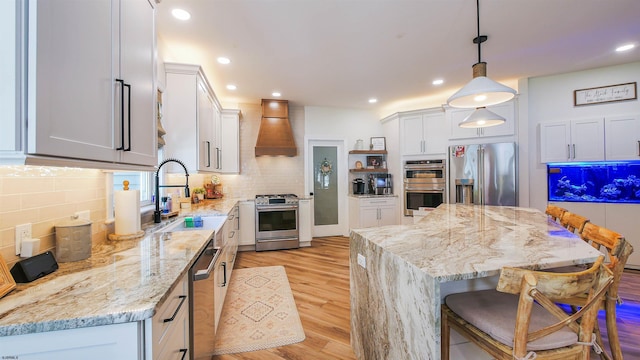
<box><xmin>154</xmin><ymin>158</ymin><xmax>190</xmax><ymax>223</ymax></box>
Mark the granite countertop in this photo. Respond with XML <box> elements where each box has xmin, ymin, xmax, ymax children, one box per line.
<box><xmin>351</xmin><ymin>203</ymin><xmax>602</xmax><ymax>282</ymax></box>
<box><xmin>0</xmin><ymin>198</ymin><xmax>243</xmax><ymax>337</ymax></box>
<box><xmin>349</xmin><ymin>194</ymin><xmax>398</xmax><ymax>198</ymax></box>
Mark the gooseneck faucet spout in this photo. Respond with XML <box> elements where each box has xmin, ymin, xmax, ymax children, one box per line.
<box><xmin>154</xmin><ymin>158</ymin><xmax>190</xmax><ymax>223</ymax></box>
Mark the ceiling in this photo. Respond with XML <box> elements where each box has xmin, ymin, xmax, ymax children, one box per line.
<box><xmin>156</xmin><ymin>0</ymin><xmax>640</xmax><ymax>116</ymax></box>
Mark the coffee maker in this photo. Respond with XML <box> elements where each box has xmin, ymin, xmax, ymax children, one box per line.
<box><xmin>352</xmin><ymin>178</ymin><xmax>366</xmax><ymax>195</ymax></box>
<box><xmin>372</xmin><ymin>174</ymin><xmax>392</xmax><ymax>195</ymax></box>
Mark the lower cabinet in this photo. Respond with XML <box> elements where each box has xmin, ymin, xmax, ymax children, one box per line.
<box><xmin>349</xmin><ymin>196</ymin><xmax>398</xmax><ymax>229</ymax></box>
<box><xmin>150</xmin><ymin>274</ymin><xmax>190</xmax><ymax>359</ymax></box>
<box><xmin>550</xmin><ymin>201</ymin><xmax>640</xmax><ymax>269</ymax></box>
<box><xmin>299</xmin><ymin>199</ymin><xmax>312</xmax><ymax>246</ymax></box>
<box><xmin>238</xmin><ymin>200</ymin><xmax>256</xmax><ymax>248</ymax></box>
<box><xmin>0</xmin><ymin>322</ymin><xmax>141</xmax><ymax>359</ymax></box>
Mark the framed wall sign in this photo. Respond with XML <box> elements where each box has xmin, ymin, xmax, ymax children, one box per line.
<box><xmin>574</xmin><ymin>82</ymin><xmax>637</xmax><ymax>106</ymax></box>
<box><xmin>370</xmin><ymin>137</ymin><xmax>386</xmax><ymax>151</ymax></box>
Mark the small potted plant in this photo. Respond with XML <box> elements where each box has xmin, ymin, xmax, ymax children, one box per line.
<box><xmin>192</xmin><ymin>187</ymin><xmax>206</xmax><ymax>201</ymax></box>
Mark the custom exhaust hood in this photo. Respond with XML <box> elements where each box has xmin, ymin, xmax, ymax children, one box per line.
<box><xmin>255</xmin><ymin>99</ymin><xmax>297</xmax><ymax>157</ymax></box>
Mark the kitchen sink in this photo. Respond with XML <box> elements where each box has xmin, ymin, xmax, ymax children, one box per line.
<box><xmin>159</xmin><ymin>215</ymin><xmax>227</xmax><ymax>233</ymax></box>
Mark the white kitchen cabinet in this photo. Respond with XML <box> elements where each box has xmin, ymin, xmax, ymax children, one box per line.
<box><xmin>540</xmin><ymin>118</ymin><xmax>604</xmax><ymax>163</ymax></box>
<box><xmin>150</xmin><ymin>274</ymin><xmax>189</xmax><ymax>360</ymax></box>
<box><xmin>0</xmin><ymin>322</ymin><xmax>141</xmax><ymax>360</ymax></box>
<box><xmin>604</xmin><ymin>115</ymin><xmax>640</xmax><ymax>160</ymax></box>
<box><xmin>1</xmin><ymin>0</ymin><xmax>157</xmax><ymax>168</ymax></box>
<box><xmin>604</xmin><ymin>204</ymin><xmax>640</xmax><ymax>269</ymax></box>
<box><xmin>238</xmin><ymin>200</ymin><xmax>256</xmax><ymax>248</ymax></box>
<box><xmin>163</xmin><ymin>63</ymin><xmax>218</xmax><ymax>173</ymax></box>
<box><xmin>299</xmin><ymin>198</ymin><xmax>312</xmax><ymax>246</ymax></box>
<box><xmin>549</xmin><ymin>201</ymin><xmax>639</xmax><ymax>269</ymax></box>
<box><xmin>447</xmin><ymin>101</ymin><xmax>516</xmax><ymax>140</ymax></box>
<box><xmin>163</xmin><ymin>63</ymin><xmax>241</xmax><ymax>174</ymax></box>
<box><xmin>217</xmin><ymin>109</ymin><xmax>241</xmax><ymax>173</ymax></box>
<box><xmin>401</xmin><ymin>110</ymin><xmax>447</xmax><ymax>156</ymax></box>
<box><xmin>349</xmin><ymin>196</ymin><xmax>398</xmax><ymax>229</ymax></box>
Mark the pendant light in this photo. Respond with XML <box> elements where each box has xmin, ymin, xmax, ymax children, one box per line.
<box><xmin>458</xmin><ymin>107</ymin><xmax>505</xmax><ymax>128</ymax></box>
<box><xmin>447</xmin><ymin>0</ymin><xmax>516</xmax><ymax>109</ymax></box>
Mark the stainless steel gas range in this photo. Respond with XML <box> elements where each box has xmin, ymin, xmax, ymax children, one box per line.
<box><xmin>254</xmin><ymin>194</ymin><xmax>300</xmax><ymax>251</ymax></box>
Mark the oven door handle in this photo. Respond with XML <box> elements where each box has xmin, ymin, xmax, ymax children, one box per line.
<box><xmin>256</xmin><ymin>205</ymin><xmax>298</xmax><ymax>211</ymax></box>
<box><xmin>404</xmin><ymin>165</ymin><xmax>444</xmax><ymax>170</ymax></box>
<box><xmin>404</xmin><ymin>187</ymin><xmax>445</xmax><ymax>192</ymax></box>
<box><xmin>193</xmin><ymin>249</ymin><xmax>218</xmax><ymax>281</ymax></box>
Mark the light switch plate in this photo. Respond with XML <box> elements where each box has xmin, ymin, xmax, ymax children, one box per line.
<box><xmin>75</xmin><ymin>210</ymin><xmax>90</xmax><ymax>220</ymax></box>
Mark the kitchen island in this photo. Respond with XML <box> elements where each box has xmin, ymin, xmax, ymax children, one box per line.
<box><xmin>349</xmin><ymin>204</ymin><xmax>603</xmax><ymax>360</ymax></box>
<box><xmin>0</xmin><ymin>198</ymin><xmax>240</xmax><ymax>358</ymax></box>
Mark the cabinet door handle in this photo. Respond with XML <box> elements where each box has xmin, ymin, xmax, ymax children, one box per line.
<box><xmin>572</xmin><ymin>144</ymin><xmax>576</xmax><ymax>159</ymax></box>
<box><xmin>567</xmin><ymin>144</ymin><xmax>571</xmax><ymax>160</ymax></box>
<box><xmin>637</xmin><ymin>140</ymin><xmax>639</xmax><ymax>157</ymax></box>
<box><xmin>179</xmin><ymin>349</ymin><xmax>188</xmax><ymax>360</ymax></box>
<box><xmin>163</xmin><ymin>295</ymin><xmax>187</xmax><ymax>323</ymax></box>
<box><xmin>206</xmin><ymin>141</ymin><xmax>211</xmax><ymax>167</ymax></box>
<box><xmin>222</xmin><ymin>262</ymin><xmax>227</xmax><ymax>287</ymax></box>
<box><xmin>115</xmin><ymin>79</ymin><xmax>126</xmax><ymax>151</ymax></box>
<box><xmin>123</xmin><ymin>82</ymin><xmax>131</xmax><ymax>151</ymax></box>
<box><xmin>217</xmin><ymin>148</ymin><xmax>222</xmax><ymax>169</ymax></box>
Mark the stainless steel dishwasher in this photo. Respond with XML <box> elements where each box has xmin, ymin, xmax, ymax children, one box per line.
<box><xmin>189</xmin><ymin>229</ymin><xmax>223</xmax><ymax>360</ymax></box>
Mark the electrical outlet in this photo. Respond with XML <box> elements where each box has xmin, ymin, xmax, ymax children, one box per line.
<box><xmin>15</xmin><ymin>223</ymin><xmax>32</xmax><ymax>255</ymax></box>
<box><xmin>75</xmin><ymin>210</ymin><xmax>90</xmax><ymax>220</ymax></box>
<box><xmin>357</xmin><ymin>253</ymin><xmax>366</xmax><ymax>269</ymax></box>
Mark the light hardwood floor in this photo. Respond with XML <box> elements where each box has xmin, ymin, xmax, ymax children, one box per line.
<box><xmin>213</xmin><ymin>236</ymin><xmax>640</xmax><ymax>360</ymax></box>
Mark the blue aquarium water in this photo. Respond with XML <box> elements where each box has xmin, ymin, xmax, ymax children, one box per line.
<box><xmin>547</xmin><ymin>161</ymin><xmax>640</xmax><ymax>203</ymax></box>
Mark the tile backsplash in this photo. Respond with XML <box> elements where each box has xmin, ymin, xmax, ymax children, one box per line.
<box><xmin>0</xmin><ymin>166</ymin><xmax>107</xmax><ymax>266</ymax></box>
<box><xmin>0</xmin><ymin>102</ymin><xmax>307</xmax><ymax>268</ymax></box>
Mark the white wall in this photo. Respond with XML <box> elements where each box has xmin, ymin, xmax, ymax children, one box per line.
<box><xmin>304</xmin><ymin>106</ymin><xmax>383</xmax><ymax>150</ymax></box>
<box><xmin>525</xmin><ymin>61</ymin><xmax>640</xmax><ymax>211</ymax></box>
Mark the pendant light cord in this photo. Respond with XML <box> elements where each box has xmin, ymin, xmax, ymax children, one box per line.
<box><xmin>476</xmin><ymin>0</ymin><xmax>481</xmax><ymax>64</ymax></box>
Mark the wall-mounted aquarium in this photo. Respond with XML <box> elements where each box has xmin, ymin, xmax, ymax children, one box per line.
<box><xmin>548</xmin><ymin>161</ymin><xmax>640</xmax><ymax>203</ymax></box>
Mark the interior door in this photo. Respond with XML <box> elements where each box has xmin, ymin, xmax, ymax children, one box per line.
<box><xmin>306</xmin><ymin>139</ymin><xmax>347</xmax><ymax>237</ymax></box>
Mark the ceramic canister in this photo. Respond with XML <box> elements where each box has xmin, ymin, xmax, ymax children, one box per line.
<box><xmin>55</xmin><ymin>216</ymin><xmax>92</xmax><ymax>262</ymax></box>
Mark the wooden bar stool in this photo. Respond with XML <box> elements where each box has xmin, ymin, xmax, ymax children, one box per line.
<box><xmin>576</xmin><ymin>223</ymin><xmax>633</xmax><ymax>360</ymax></box>
<box><xmin>560</xmin><ymin>211</ymin><xmax>589</xmax><ymax>234</ymax></box>
<box><xmin>441</xmin><ymin>256</ymin><xmax>613</xmax><ymax>360</ymax></box>
<box><xmin>545</xmin><ymin>204</ymin><xmax>567</xmax><ymax>223</ymax></box>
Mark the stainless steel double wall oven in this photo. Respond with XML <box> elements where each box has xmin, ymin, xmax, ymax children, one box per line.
<box><xmin>403</xmin><ymin>160</ymin><xmax>446</xmax><ymax>215</ymax></box>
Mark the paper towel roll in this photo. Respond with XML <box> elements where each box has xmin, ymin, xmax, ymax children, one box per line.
<box><xmin>115</xmin><ymin>190</ymin><xmax>141</xmax><ymax>235</ymax></box>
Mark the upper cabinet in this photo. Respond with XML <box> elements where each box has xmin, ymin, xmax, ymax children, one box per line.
<box><xmin>218</xmin><ymin>109</ymin><xmax>241</xmax><ymax>174</ymax></box>
<box><xmin>604</xmin><ymin>115</ymin><xmax>640</xmax><ymax>161</ymax></box>
<box><xmin>0</xmin><ymin>0</ymin><xmax>157</xmax><ymax>169</ymax></box>
<box><xmin>539</xmin><ymin>116</ymin><xmax>638</xmax><ymax>163</ymax></box>
<box><xmin>447</xmin><ymin>101</ymin><xmax>516</xmax><ymax>140</ymax></box>
<box><xmin>401</xmin><ymin>109</ymin><xmax>447</xmax><ymax>156</ymax></box>
<box><xmin>163</xmin><ymin>63</ymin><xmax>240</xmax><ymax>174</ymax></box>
<box><xmin>540</xmin><ymin>118</ymin><xmax>604</xmax><ymax>162</ymax></box>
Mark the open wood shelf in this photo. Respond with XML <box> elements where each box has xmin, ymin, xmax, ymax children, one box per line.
<box><xmin>349</xmin><ymin>168</ymin><xmax>388</xmax><ymax>173</ymax></box>
<box><xmin>348</xmin><ymin>150</ymin><xmax>387</xmax><ymax>155</ymax></box>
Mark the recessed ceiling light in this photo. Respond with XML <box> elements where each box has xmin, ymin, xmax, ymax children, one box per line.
<box><xmin>217</xmin><ymin>57</ymin><xmax>231</xmax><ymax>65</ymax></box>
<box><xmin>272</xmin><ymin>92</ymin><xmax>281</xmax><ymax>97</ymax></box>
<box><xmin>171</xmin><ymin>8</ymin><xmax>191</xmax><ymax>21</ymax></box>
<box><xmin>368</xmin><ymin>98</ymin><xmax>378</xmax><ymax>104</ymax></box>
<box><xmin>226</xmin><ymin>84</ymin><xmax>237</xmax><ymax>90</ymax></box>
<box><xmin>616</xmin><ymin>43</ymin><xmax>635</xmax><ymax>52</ymax></box>
<box><xmin>432</xmin><ymin>79</ymin><xmax>444</xmax><ymax>86</ymax></box>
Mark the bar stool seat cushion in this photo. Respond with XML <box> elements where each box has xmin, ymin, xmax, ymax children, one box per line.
<box><xmin>445</xmin><ymin>289</ymin><xmax>578</xmax><ymax>351</ymax></box>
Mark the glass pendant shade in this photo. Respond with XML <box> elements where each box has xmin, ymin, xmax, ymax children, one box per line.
<box><xmin>447</xmin><ymin>75</ymin><xmax>516</xmax><ymax>108</ymax></box>
<box><xmin>458</xmin><ymin>107</ymin><xmax>505</xmax><ymax>128</ymax></box>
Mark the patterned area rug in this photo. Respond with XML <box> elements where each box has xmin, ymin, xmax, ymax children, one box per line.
<box><xmin>212</xmin><ymin>266</ymin><xmax>305</xmax><ymax>355</ymax></box>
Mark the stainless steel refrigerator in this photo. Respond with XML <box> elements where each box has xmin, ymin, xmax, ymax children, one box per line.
<box><xmin>448</xmin><ymin>142</ymin><xmax>517</xmax><ymax>206</ymax></box>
